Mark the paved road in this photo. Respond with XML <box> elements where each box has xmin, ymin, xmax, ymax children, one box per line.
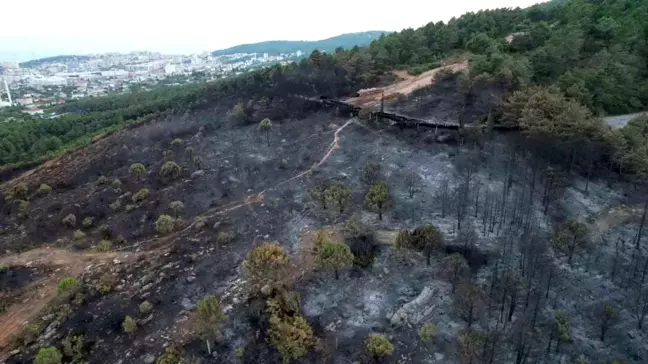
<box><xmin>604</xmin><ymin>112</ymin><xmax>646</xmax><ymax>128</ymax></box>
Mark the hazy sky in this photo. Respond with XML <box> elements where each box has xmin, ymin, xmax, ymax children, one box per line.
<box><xmin>1</xmin><ymin>0</ymin><xmax>541</xmax><ymax>61</ymax></box>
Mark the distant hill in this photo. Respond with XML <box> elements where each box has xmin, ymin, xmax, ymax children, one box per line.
<box><xmin>211</xmin><ymin>31</ymin><xmax>386</xmax><ymax>56</ymax></box>
<box><xmin>20</xmin><ymin>55</ymin><xmax>92</xmax><ymax>68</ymax></box>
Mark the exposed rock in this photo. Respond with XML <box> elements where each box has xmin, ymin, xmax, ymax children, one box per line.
<box><xmin>191</xmin><ymin>170</ymin><xmax>205</xmax><ymax>178</ymax></box>
<box><xmin>181</xmin><ymin>297</ymin><xmax>195</xmax><ymax>310</ymax></box>
<box><xmin>186</xmin><ymin>275</ymin><xmax>196</xmax><ymax>283</ymax></box>
<box><xmin>391</xmin><ymin>286</ymin><xmax>436</xmax><ymax>326</ymax></box>
<box><xmin>143</xmin><ymin>354</ymin><xmax>156</xmax><ymax>364</ymax></box>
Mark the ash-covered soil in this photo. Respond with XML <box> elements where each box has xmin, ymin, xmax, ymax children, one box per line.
<box><xmin>1</xmin><ymin>98</ymin><xmax>647</xmax><ymax>364</ymax></box>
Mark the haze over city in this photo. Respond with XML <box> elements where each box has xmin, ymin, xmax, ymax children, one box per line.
<box><xmin>1</xmin><ymin>0</ymin><xmax>540</xmax><ymax>61</ymax></box>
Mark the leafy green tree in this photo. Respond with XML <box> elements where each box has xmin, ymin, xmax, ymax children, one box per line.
<box><xmin>129</xmin><ymin>163</ymin><xmax>146</xmax><ymax>181</ymax></box>
<box><xmin>155</xmin><ymin>215</ymin><xmax>176</xmax><ymax>234</ymax></box>
<box><xmin>325</xmin><ymin>183</ymin><xmax>352</xmax><ymax>214</ymax></box>
<box><xmin>171</xmin><ymin>138</ymin><xmax>184</xmax><ymax>148</ymax></box>
<box><xmin>132</xmin><ymin>188</ymin><xmax>150</xmax><ymax>202</ymax></box>
<box><xmin>168</xmin><ymin>201</ymin><xmax>185</xmax><ymax>218</ymax></box>
<box><xmin>552</xmin><ymin>219</ymin><xmax>589</xmax><ymax>265</ymax></box>
<box><xmin>268</xmin><ymin>314</ymin><xmax>314</xmax><ymax>364</ymax></box>
<box><xmin>441</xmin><ymin>253</ymin><xmax>469</xmax><ymax>293</ymax></box>
<box><xmin>139</xmin><ymin>301</ymin><xmax>153</xmax><ymax>314</ymax></box>
<box><xmin>317</xmin><ymin>240</ymin><xmax>354</xmax><ymax>279</ymax></box>
<box><xmin>458</xmin><ymin>330</ymin><xmax>484</xmax><ymax>364</ymax></box>
<box><xmin>410</xmin><ymin>225</ymin><xmax>445</xmax><ymax>265</ymax></box>
<box><xmin>122</xmin><ymin>315</ymin><xmax>137</xmax><ymax>333</ymax></box>
<box><xmin>57</xmin><ymin>277</ymin><xmax>80</xmax><ymax>296</ymax></box>
<box><xmin>243</xmin><ymin>243</ymin><xmax>292</xmax><ymax>295</ymax></box>
<box><xmin>160</xmin><ymin>161</ymin><xmax>181</xmax><ymax>180</ymax></box>
<box><xmin>37</xmin><ymin>184</ymin><xmax>52</xmax><ymax>196</ymax></box>
<box><xmin>62</xmin><ymin>214</ymin><xmax>76</xmax><ymax>228</ymax></box>
<box><xmin>184</xmin><ymin>146</ymin><xmax>194</xmax><ymax>159</ymax></box>
<box><xmin>365</xmin><ymin>333</ymin><xmax>394</xmax><ymax>359</ymax></box>
<box><xmin>195</xmin><ymin>295</ymin><xmax>225</xmax><ymax>354</ymax></box>
<box><xmin>7</xmin><ymin>182</ymin><xmax>28</xmax><ymax>200</ymax></box>
<box><xmin>365</xmin><ymin>183</ymin><xmax>389</xmax><ymax>220</ymax></box>
<box><xmin>62</xmin><ymin>335</ymin><xmax>84</xmax><ymax>362</ymax></box>
<box><xmin>155</xmin><ymin>347</ymin><xmax>185</xmax><ymax>364</ymax></box>
<box><xmin>419</xmin><ymin>323</ymin><xmax>436</xmax><ymax>343</ymax></box>
<box><xmin>343</xmin><ymin>213</ymin><xmax>366</xmax><ymax>239</ymax></box>
<box><xmin>259</xmin><ymin>118</ymin><xmax>272</xmax><ymax>146</ymax></box>
<box><xmin>34</xmin><ymin>347</ymin><xmax>62</xmax><ymax>364</ymax></box>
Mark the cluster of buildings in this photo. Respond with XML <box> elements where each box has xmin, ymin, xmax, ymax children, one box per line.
<box><xmin>0</xmin><ymin>50</ymin><xmax>306</xmax><ymax>116</ymax></box>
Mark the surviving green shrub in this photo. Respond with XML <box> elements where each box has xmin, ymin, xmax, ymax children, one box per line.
<box><xmin>96</xmin><ymin>175</ymin><xmax>110</xmax><ymax>185</ymax></box>
<box><xmin>343</xmin><ymin>214</ymin><xmax>366</xmax><ymax>239</ymax></box>
<box><xmin>132</xmin><ymin>188</ymin><xmax>150</xmax><ymax>202</ymax></box>
<box><xmin>194</xmin><ymin>216</ymin><xmax>207</xmax><ymax>230</ymax></box>
<box><xmin>82</xmin><ymin>217</ymin><xmax>94</xmax><ymax>228</ymax></box>
<box><xmin>168</xmin><ymin>201</ymin><xmax>184</xmax><ymax>217</ymax></box>
<box><xmin>73</xmin><ymin>230</ymin><xmax>86</xmax><ymax>241</ymax></box>
<box><xmin>129</xmin><ymin>163</ymin><xmax>146</xmax><ymax>174</ymax></box>
<box><xmin>243</xmin><ymin>242</ymin><xmax>292</xmax><ymax>294</ymax></box>
<box><xmin>62</xmin><ymin>213</ymin><xmax>76</xmax><ymax>227</ymax></box>
<box><xmin>160</xmin><ymin>161</ymin><xmax>181</xmax><ymax>180</ymax></box>
<box><xmin>96</xmin><ymin>240</ymin><xmax>112</xmax><ymax>252</ymax></box>
<box><xmin>94</xmin><ymin>273</ymin><xmax>118</xmax><ymax>294</ymax></box>
<box><xmin>57</xmin><ymin>277</ymin><xmax>80</xmax><ymax>296</ymax></box>
<box><xmin>98</xmin><ymin>224</ymin><xmax>112</xmax><ymax>238</ymax></box>
<box><xmin>139</xmin><ymin>301</ymin><xmax>153</xmax><ymax>314</ymax></box>
<box><xmin>185</xmin><ymin>146</ymin><xmax>194</xmax><ymax>159</ymax></box>
<box><xmin>34</xmin><ymin>346</ymin><xmax>62</xmax><ymax>364</ymax></box>
<box><xmin>193</xmin><ymin>156</ymin><xmax>204</xmax><ymax>170</ymax></box>
<box><xmin>37</xmin><ymin>183</ymin><xmax>52</xmax><ymax>196</ymax></box>
<box><xmin>365</xmin><ymin>333</ymin><xmax>394</xmax><ymax>358</ymax></box>
<box><xmin>419</xmin><ymin>323</ymin><xmax>437</xmax><ymax>342</ymax></box>
<box><xmin>171</xmin><ymin>138</ymin><xmax>184</xmax><ymax>147</ymax></box>
<box><xmin>156</xmin><ymin>347</ymin><xmax>184</xmax><ymax>364</ymax></box>
<box><xmin>365</xmin><ymin>183</ymin><xmax>390</xmax><ymax>220</ymax></box>
<box><xmin>6</xmin><ymin>182</ymin><xmax>28</xmax><ymax>200</ymax></box>
<box><xmin>9</xmin><ymin>323</ymin><xmax>41</xmax><ymax>348</ymax></box>
<box><xmin>155</xmin><ymin>215</ymin><xmax>176</xmax><ymax>234</ymax></box>
<box><xmin>62</xmin><ymin>334</ymin><xmax>85</xmax><ymax>362</ymax></box>
<box><xmin>125</xmin><ymin>204</ymin><xmax>137</xmax><ymax>212</ymax></box>
<box><xmin>109</xmin><ymin>199</ymin><xmax>122</xmax><ymax>211</ymax></box>
<box><xmin>0</xmin><ymin>265</ymin><xmax>8</xmax><ymax>274</ymax></box>
<box><xmin>122</xmin><ymin>315</ymin><xmax>137</xmax><ymax>333</ymax></box>
<box><xmin>217</xmin><ymin>231</ymin><xmax>236</xmax><ymax>244</ymax></box>
<box><xmin>324</xmin><ymin>183</ymin><xmax>352</xmax><ymax>214</ymax></box>
<box><xmin>235</xmin><ymin>347</ymin><xmax>245</xmax><ymax>358</ymax></box>
<box><xmin>17</xmin><ymin>200</ymin><xmax>29</xmax><ymax>213</ymax></box>
<box><xmin>268</xmin><ymin>314</ymin><xmax>314</xmax><ymax>364</ymax></box>
<box><xmin>195</xmin><ymin>295</ymin><xmax>225</xmax><ymax>354</ymax></box>
<box><xmin>317</xmin><ymin>240</ymin><xmax>354</xmax><ymax>280</ymax></box>
<box><xmin>111</xmin><ymin>179</ymin><xmax>122</xmax><ymax>190</ymax></box>
<box><xmin>72</xmin><ymin>230</ymin><xmax>86</xmax><ymax>240</ymax></box>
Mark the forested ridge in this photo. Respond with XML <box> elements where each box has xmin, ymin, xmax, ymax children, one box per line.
<box><xmin>1</xmin><ymin>0</ymin><xmax>647</xmax><ymax>169</ymax></box>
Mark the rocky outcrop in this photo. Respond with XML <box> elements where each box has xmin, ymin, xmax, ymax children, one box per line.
<box><xmin>390</xmin><ymin>286</ymin><xmax>438</xmax><ymax>326</ymax></box>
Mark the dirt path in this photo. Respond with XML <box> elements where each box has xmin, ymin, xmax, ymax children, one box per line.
<box><xmin>0</xmin><ymin>248</ymin><xmax>140</xmax><ymax>353</ymax></box>
<box><xmin>345</xmin><ymin>61</ymin><xmax>469</xmax><ymax>108</ymax></box>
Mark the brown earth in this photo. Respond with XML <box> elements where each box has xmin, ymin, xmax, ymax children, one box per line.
<box><xmin>0</xmin><ymin>248</ymin><xmax>142</xmax><ymax>354</ymax></box>
<box><xmin>344</xmin><ymin>61</ymin><xmax>469</xmax><ymax>109</ymax></box>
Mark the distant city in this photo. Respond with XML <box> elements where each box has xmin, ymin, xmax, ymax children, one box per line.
<box><xmin>0</xmin><ymin>50</ymin><xmax>306</xmax><ymax>116</ymax></box>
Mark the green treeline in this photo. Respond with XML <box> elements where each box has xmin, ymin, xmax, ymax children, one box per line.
<box><xmin>1</xmin><ymin>0</ymin><xmax>647</xmax><ymax>168</ymax></box>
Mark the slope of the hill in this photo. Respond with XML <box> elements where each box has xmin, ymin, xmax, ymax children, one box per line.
<box><xmin>2</xmin><ymin>73</ymin><xmax>648</xmax><ymax>364</ymax></box>
<box><xmin>211</xmin><ymin>31</ymin><xmax>386</xmax><ymax>56</ymax></box>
